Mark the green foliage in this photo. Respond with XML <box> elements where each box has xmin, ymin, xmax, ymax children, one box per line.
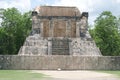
<box><xmin>90</xmin><ymin>11</ymin><xmax>120</xmax><ymax>56</ymax></box>
<box><xmin>0</xmin><ymin>28</ymin><xmax>16</xmax><ymax>54</ymax></box>
<box><xmin>0</xmin><ymin>8</ymin><xmax>31</xmax><ymax>55</ymax></box>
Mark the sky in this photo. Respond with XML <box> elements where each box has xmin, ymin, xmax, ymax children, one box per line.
<box><xmin>0</xmin><ymin>0</ymin><xmax>120</xmax><ymax>25</ymax></box>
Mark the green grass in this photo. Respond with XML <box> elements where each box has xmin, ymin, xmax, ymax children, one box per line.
<box><xmin>0</xmin><ymin>70</ymin><xmax>47</xmax><ymax>80</ymax></box>
<box><xmin>97</xmin><ymin>71</ymin><xmax>120</xmax><ymax>77</ymax></box>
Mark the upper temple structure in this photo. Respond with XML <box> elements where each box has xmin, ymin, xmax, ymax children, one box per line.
<box><xmin>18</xmin><ymin>6</ymin><xmax>101</xmax><ymax>56</ymax></box>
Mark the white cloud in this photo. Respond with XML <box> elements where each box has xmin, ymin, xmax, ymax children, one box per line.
<box><xmin>0</xmin><ymin>0</ymin><xmax>31</xmax><ymax>12</ymax></box>
<box><xmin>116</xmin><ymin>0</ymin><xmax>120</xmax><ymax>3</ymax></box>
<box><xmin>0</xmin><ymin>0</ymin><xmax>120</xmax><ymax>25</ymax></box>
<box><xmin>0</xmin><ymin>0</ymin><xmax>32</xmax><ymax>25</ymax></box>
<box><xmin>53</xmin><ymin>0</ymin><xmax>120</xmax><ymax>25</ymax></box>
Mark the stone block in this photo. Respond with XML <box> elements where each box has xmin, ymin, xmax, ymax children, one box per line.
<box><xmin>84</xmin><ymin>56</ymin><xmax>98</xmax><ymax>70</ymax></box>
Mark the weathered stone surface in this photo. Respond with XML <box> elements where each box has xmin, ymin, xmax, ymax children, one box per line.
<box><xmin>0</xmin><ymin>55</ymin><xmax>120</xmax><ymax>70</ymax></box>
<box><xmin>52</xmin><ymin>38</ymin><xmax>69</xmax><ymax>55</ymax></box>
<box><xmin>18</xmin><ymin>34</ymin><xmax>48</xmax><ymax>55</ymax></box>
<box><xmin>18</xmin><ymin>6</ymin><xmax>101</xmax><ymax>56</ymax></box>
<box><xmin>19</xmin><ymin>35</ymin><xmax>101</xmax><ymax>56</ymax></box>
<box><xmin>71</xmin><ymin>38</ymin><xmax>101</xmax><ymax>56</ymax></box>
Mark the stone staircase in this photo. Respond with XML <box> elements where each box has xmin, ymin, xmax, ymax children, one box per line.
<box><xmin>52</xmin><ymin>38</ymin><xmax>69</xmax><ymax>55</ymax></box>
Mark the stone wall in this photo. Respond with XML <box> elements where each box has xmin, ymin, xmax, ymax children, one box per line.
<box><xmin>0</xmin><ymin>55</ymin><xmax>120</xmax><ymax>70</ymax></box>
<box><xmin>70</xmin><ymin>38</ymin><xmax>101</xmax><ymax>56</ymax></box>
<box><xmin>18</xmin><ymin>34</ymin><xmax>48</xmax><ymax>55</ymax></box>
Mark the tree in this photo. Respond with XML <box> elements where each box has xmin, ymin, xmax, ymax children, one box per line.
<box><xmin>90</xmin><ymin>11</ymin><xmax>120</xmax><ymax>56</ymax></box>
<box><xmin>0</xmin><ymin>28</ymin><xmax>16</xmax><ymax>54</ymax></box>
<box><xmin>0</xmin><ymin>8</ymin><xmax>31</xmax><ymax>55</ymax></box>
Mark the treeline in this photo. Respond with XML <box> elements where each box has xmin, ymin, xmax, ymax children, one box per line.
<box><xmin>0</xmin><ymin>8</ymin><xmax>120</xmax><ymax>56</ymax></box>
<box><xmin>89</xmin><ymin>11</ymin><xmax>120</xmax><ymax>56</ymax></box>
<box><xmin>0</xmin><ymin>8</ymin><xmax>31</xmax><ymax>55</ymax></box>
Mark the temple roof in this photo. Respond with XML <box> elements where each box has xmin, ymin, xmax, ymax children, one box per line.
<box><xmin>34</xmin><ymin>6</ymin><xmax>81</xmax><ymax>16</ymax></box>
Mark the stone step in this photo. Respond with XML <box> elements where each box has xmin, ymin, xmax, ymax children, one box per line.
<box><xmin>52</xmin><ymin>52</ymin><xmax>69</xmax><ymax>55</ymax></box>
<box><xmin>52</xmin><ymin>43</ymin><xmax>69</xmax><ymax>45</ymax></box>
<box><xmin>52</xmin><ymin>49</ymin><xmax>69</xmax><ymax>51</ymax></box>
<box><xmin>52</xmin><ymin>51</ymin><xmax>69</xmax><ymax>53</ymax></box>
<box><xmin>52</xmin><ymin>51</ymin><xmax>69</xmax><ymax>52</ymax></box>
<box><xmin>52</xmin><ymin>45</ymin><xmax>69</xmax><ymax>47</ymax></box>
<box><xmin>52</xmin><ymin>48</ymin><xmax>69</xmax><ymax>50</ymax></box>
<box><xmin>52</xmin><ymin>46</ymin><xmax>69</xmax><ymax>48</ymax></box>
<box><xmin>52</xmin><ymin>44</ymin><xmax>69</xmax><ymax>46</ymax></box>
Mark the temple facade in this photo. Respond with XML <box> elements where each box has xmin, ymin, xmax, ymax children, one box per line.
<box><xmin>18</xmin><ymin>6</ymin><xmax>101</xmax><ymax>56</ymax></box>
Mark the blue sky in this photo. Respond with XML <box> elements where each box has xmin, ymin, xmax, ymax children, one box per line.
<box><xmin>0</xmin><ymin>0</ymin><xmax>120</xmax><ymax>25</ymax></box>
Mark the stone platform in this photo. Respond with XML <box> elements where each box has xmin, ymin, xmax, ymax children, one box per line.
<box><xmin>0</xmin><ymin>55</ymin><xmax>120</xmax><ymax>70</ymax></box>
<box><xmin>18</xmin><ymin>34</ymin><xmax>101</xmax><ymax>56</ymax></box>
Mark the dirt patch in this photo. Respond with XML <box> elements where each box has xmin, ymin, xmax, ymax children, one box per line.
<box><xmin>32</xmin><ymin>70</ymin><xmax>119</xmax><ymax>80</ymax></box>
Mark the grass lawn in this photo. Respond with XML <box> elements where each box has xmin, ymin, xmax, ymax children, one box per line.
<box><xmin>0</xmin><ymin>70</ymin><xmax>47</xmax><ymax>80</ymax></box>
<box><xmin>97</xmin><ymin>71</ymin><xmax>120</xmax><ymax>77</ymax></box>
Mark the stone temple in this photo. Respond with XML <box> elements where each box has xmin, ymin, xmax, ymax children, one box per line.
<box><xmin>18</xmin><ymin>6</ymin><xmax>101</xmax><ymax>56</ymax></box>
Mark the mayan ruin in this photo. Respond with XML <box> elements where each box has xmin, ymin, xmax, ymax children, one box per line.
<box><xmin>1</xmin><ymin>6</ymin><xmax>120</xmax><ymax>71</ymax></box>
<box><xmin>18</xmin><ymin>6</ymin><xmax>101</xmax><ymax>56</ymax></box>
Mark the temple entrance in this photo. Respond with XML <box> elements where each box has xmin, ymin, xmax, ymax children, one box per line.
<box><xmin>43</xmin><ymin>20</ymin><xmax>76</xmax><ymax>38</ymax></box>
<box><xmin>54</xmin><ymin>21</ymin><xmax>66</xmax><ymax>37</ymax></box>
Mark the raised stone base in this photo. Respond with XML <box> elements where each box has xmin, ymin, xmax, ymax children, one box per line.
<box><xmin>0</xmin><ymin>55</ymin><xmax>120</xmax><ymax>70</ymax></box>
<box><xmin>19</xmin><ymin>34</ymin><xmax>101</xmax><ymax>56</ymax></box>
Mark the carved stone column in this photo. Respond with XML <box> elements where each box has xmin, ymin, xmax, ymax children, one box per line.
<box><xmin>32</xmin><ymin>11</ymin><xmax>38</xmax><ymax>30</ymax></box>
<box><xmin>32</xmin><ymin>18</ymin><xmax>41</xmax><ymax>35</ymax></box>
<box><xmin>66</xmin><ymin>20</ymin><xmax>68</xmax><ymax>37</ymax></box>
<box><xmin>48</xmin><ymin>38</ymin><xmax>52</xmax><ymax>55</ymax></box>
<box><xmin>76</xmin><ymin>21</ymin><xmax>80</xmax><ymax>37</ymax></box>
<box><xmin>49</xmin><ymin>19</ymin><xmax>54</xmax><ymax>37</ymax></box>
<box><xmin>52</xmin><ymin>20</ymin><xmax>54</xmax><ymax>37</ymax></box>
<box><xmin>69</xmin><ymin>39</ymin><xmax>72</xmax><ymax>55</ymax></box>
<box><xmin>79</xmin><ymin>16</ymin><xmax>87</xmax><ymax>38</ymax></box>
<box><xmin>38</xmin><ymin>19</ymin><xmax>41</xmax><ymax>36</ymax></box>
<box><xmin>66</xmin><ymin>20</ymin><xmax>71</xmax><ymax>37</ymax></box>
<box><xmin>40</xmin><ymin>21</ymin><xmax>43</xmax><ymax>37</ymax></box>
